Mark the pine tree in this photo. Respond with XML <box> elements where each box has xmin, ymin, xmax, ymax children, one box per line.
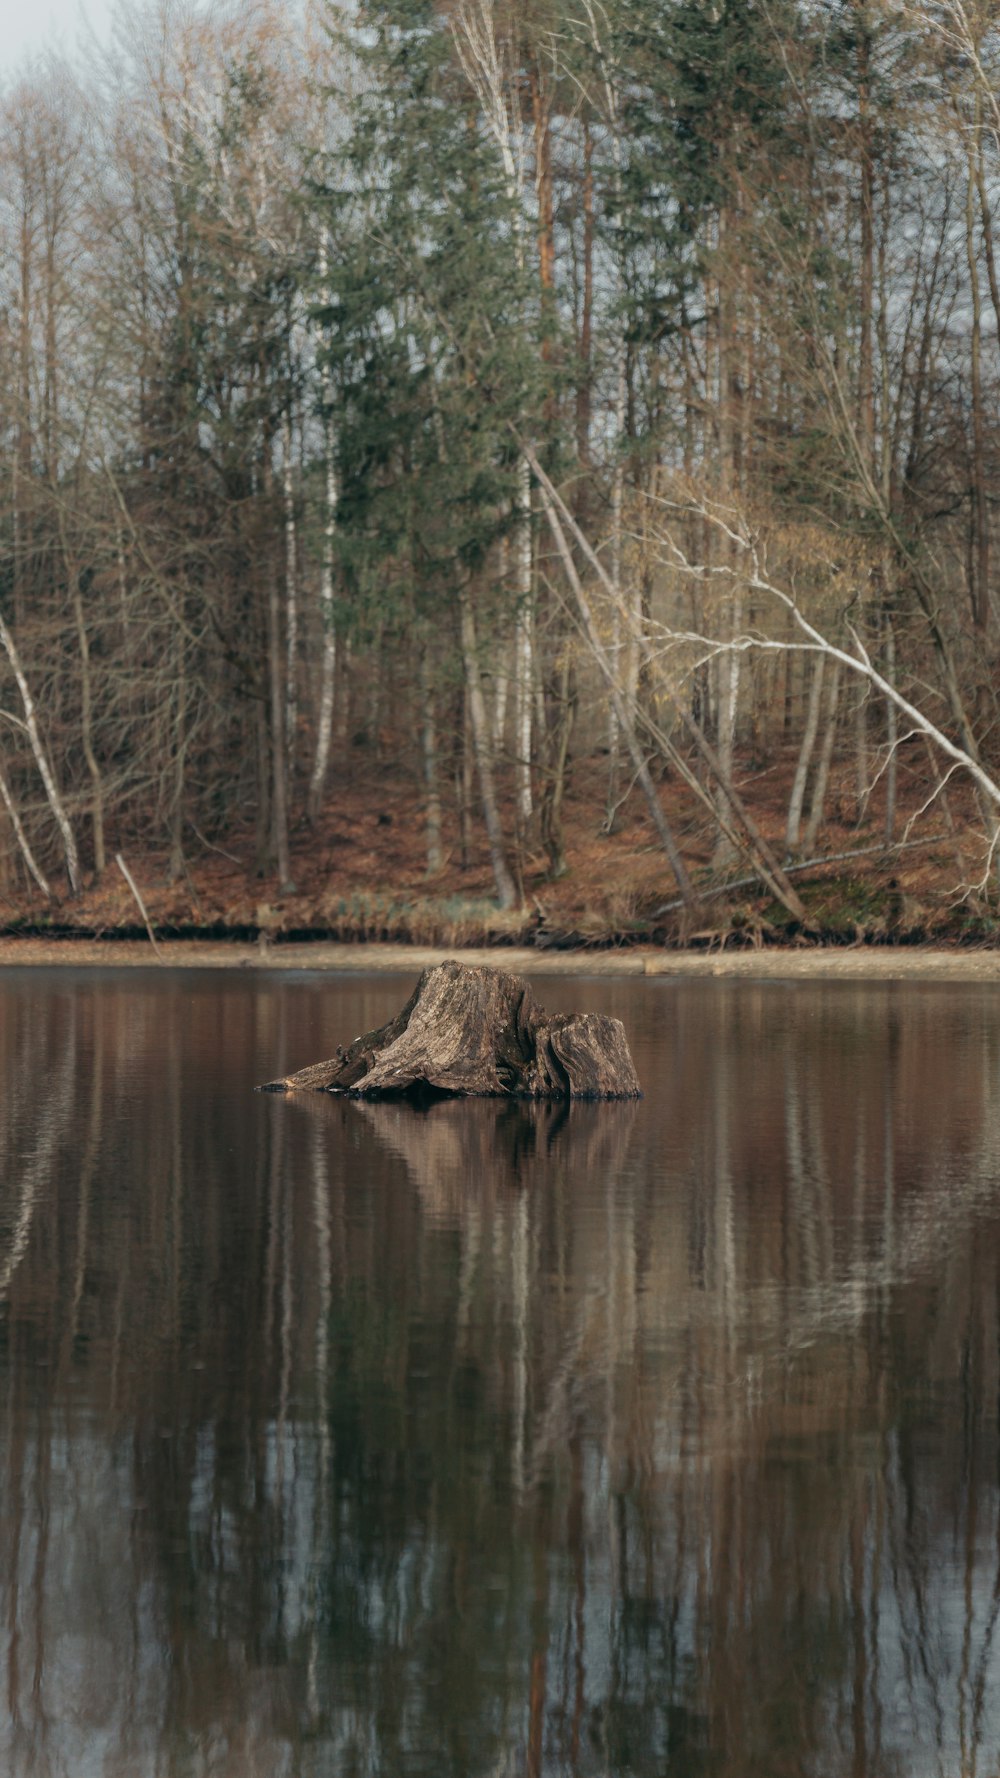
<box><xmin>314</xmin><ymin>0</ymin><xmax>553</xmax><ymax>906</ymax></box>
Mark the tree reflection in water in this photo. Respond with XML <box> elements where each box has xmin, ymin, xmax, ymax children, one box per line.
<box><xmin>0</xmin><ymin>972</ymin><xmax>998</xmax><ymax>1776</ymax></box>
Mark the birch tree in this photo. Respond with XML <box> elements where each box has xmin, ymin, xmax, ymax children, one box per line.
<box><xmin>451</xmin><ymin>0</ymin><xmax>536</xmax><ymax>827</ymax></box>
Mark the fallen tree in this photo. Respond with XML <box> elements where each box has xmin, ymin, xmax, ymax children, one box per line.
<box><xmin>258</xmin><ymin>961</ymin><xmax>641</xmax><ymax>1099</ymax></box>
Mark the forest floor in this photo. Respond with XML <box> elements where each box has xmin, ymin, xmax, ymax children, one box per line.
<box><xmin>0</xmin><ymin>742</ymin><xmax>997</xmax><ymax>956</ymax></box>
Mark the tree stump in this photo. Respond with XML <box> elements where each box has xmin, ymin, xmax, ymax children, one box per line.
<box><xmin>258</xmin><ymin>961</ymin><xmax>641</xmax><ymax>1100</ymax></box>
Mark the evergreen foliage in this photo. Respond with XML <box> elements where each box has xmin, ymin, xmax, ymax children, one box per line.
<box><xmin>318</xmin><ymin>0</ymin><xmax>552</xmax><ymax>645</ymax></box>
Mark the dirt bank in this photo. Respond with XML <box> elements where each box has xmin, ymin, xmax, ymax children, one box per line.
<box><xmin>1</xmin><ymin>751</ymin><xmax>997</xmax><ymax>955</ymax></box>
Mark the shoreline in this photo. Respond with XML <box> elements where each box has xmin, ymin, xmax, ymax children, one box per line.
<box><xmin>0</xmin><ymin>936</ymin><xmax>999</xmax><ymax>979</ymax></box>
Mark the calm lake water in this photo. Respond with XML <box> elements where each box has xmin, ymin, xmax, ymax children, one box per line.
<box><xmin>1</xmin><ymin>967</ymin><xmax>1000</xmax><ymax>1776</ymax></box>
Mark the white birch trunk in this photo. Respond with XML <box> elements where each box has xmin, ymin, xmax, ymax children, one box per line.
<box><xmin>719</xmin><ymin>597</ymin><xmax>743</xmax><ymax>782</ymax></box>
<box><xmin>605</xmin><ymin>121</ymin><xmax>628</xmax><ymax>817</ymax></box>
<box><xmin>451</xmin><ymin>3</ymin><xmax>535</xmax><ymax>825</ymax></box>
<box><xmin>514</xmin><ymin>458</ymin><xmax>533</xmax><ymax>824</ymax></box>
<box><xmin>308</xmin><ymin>230</ymin><xmax>338</xmax><ymax>823</ymax></box>
<box><xmin>265</xmin><ymin>480</ymin><xmax>295</xmax><ymax>897</ymax></box>
<box><xmin>459</xmin><ymin>589</ymin><xmax>517</xmax><ymax>910</ymax></box>
<box><xmin>803</xmin><ymin>662</ymin><xmax>841</xmax><ymax>858</ymax></box>
<box><xmin>855</xmin><ymin>674</ymin><xmax>870</xmax><ymax>825</ymax></box>
<box><xmin>0</xmin><ymin>613</ymin><xmax>79</xmax><ymax>893</ymax></box>
<box><xmin>491</xmin><ymin>536</ymin><xmax>511</xmax><ymax>752</ymax></box>
<box><xmin>884</xmin><ymin>617</ymin><xmax>898</xmax><ymax>844</ymax></box>
<box><xmin>0</xmin><ymin>763</ymin><xmax>50</xmax><ymax>897</ymax></box>
<box><xmin>606</xmin><ymin>416</ymin><xmax>625</xmax><ymax>792</ymax></box>
<box><xmin>786</xmin><ymin>654</ymin><xmax>826</xmax><ymax>855</ymax></box>
<box><xmin>72</xmin><ymin>579</ymin><xmax>105</xmax><ymax>877</ymax></box>
<box><xmin>283</xmin><ymin>407</ymin><xmax>298</xmax><ymax>773</ymax></box>
<box><xmin>711</xmin><ymin>592</ymin><xmax>743</xmax><ymax>869</ymax></box>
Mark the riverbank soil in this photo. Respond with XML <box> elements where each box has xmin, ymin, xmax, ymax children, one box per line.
<box><xmin>0</xmin><ymin>744</ymin><xmax>994</xmax><ymax>951</ymax></box>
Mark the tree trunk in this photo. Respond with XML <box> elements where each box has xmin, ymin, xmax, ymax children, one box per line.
<box><xmin>965</xmin><ymin>100</ymin><xmax>991</xmax><ymax>630</ymax></box>
<box><xmin>803</xmin><ymin>662</ymin><xmax>841</xmax><ymax>857</ymax></box>
<box><xmin>0</xmin><ymin>613</ymin><xmax>79</xmax><ymax>894</ymax></box>
<box><xmin>712</xmin><ymin>588</ymin><xmax>742</xmax><ymax>870</ymax></box>
<box><xmin>283</xmin><ymin>406</ymin><xmax>299</xmax><ymax>769</ymax></box>
<box><xmin>0</xmin><ymin>764</ymin><xmax>49</xmax><ymax>898</ymax></box>
<box><xmin>458</xmin><ymin>588</ymin><xmax>517</xmax><ymax>909</ymax></box>
<box><xmin>168</xmin><ymin>634</ymin><xmax>186</xmax><ymax>884</ymax></box>
<box><xmin>308</xmin><ymin>231</ymin><xmax>338</xmax><ymax>823</ymax></box>
<box><xmin>532</xmin><ymin>63</ymin><xmax>556</xmax><ymax>309</ymax></box>
<box><xmin>603</xmin><ymin>83</ymin><xmax>628</xmax><ymax>828</ymax></box>
<box><xmin>268</xmin><ymin>548</ymin><xmax>295</xmax><ymax>895</ymax></box>
<box><xmin>854</xmin><ymin>674</ymin><xmax>870</xmax><ymax>826</ymax></box>
<box><xmin>538</xmin><ymin>648</ymin><xmax>575</xmax><ymax>880</ymax></box>
<box><xmin>576</xmin><ymin>120</ymin><xmax>594</xmax><ymax>466</ymax></box>
<box><xmin>883</xmin><ymin>617</ymin><xmax>897</xmax><ymax>845</ymax></box>
<box><xmin>260</xmin><ymin>962</ymin><xmax>641</xmax><ymax>1100</ymax></box>
<box><xmin>975</xmin><ymin>116</ymin><xmax>1000</xmax><ymax>355</ymax></box>
<box><xmin>60</xmin><ymin>473</ymin><xmax>104</xmax><ymax>876</ymax></box>
<box><xmin>514</xmin><ymin>456</ymin><xmax>534</xmax><ymax>826</ymax></box>
<box><xmin>420</xmin><ymin>643</ymin><xmax>443</xmax><ymax>877</ymax></box>
<box><xmin>16</xmin><ymin>184</ymin><xmax>32</xmax><ymax>630</ymax></box>
<box><xmin>786</xmin><ymin>654</ymin><xmax>825</xmax><ymax>856</ymax></box>
<box><xmin>71</xmin><ymin>573</ymin><xmax>105</xmax><ymax>877</ymax></box>
<box><xmin>857</xmin><ymin>11</ymin><xmax>876</xmax><ymax>470</ymax></box>
<box><xmin>255</xmin><ymin>697</ymin><xmax>271</xmax><ymax>876</ymax></box>
<box><xmin>605</xmin><ymin>315</ymin><xmax>628</xmax><ymax>826</ymax></box>
<box><xmin>492</xmin><ymin>537</ymin><xmax>511</xmax><ymax>752</ymax></box>
<box><xmin>713</xmin><ymin>211</ymin><xmax>740</xmax><ymax>870</ymax></box>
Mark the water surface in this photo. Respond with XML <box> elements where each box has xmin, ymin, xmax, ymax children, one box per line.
<box><xmin>1</xmin><ymin>967</ymin><xmax>998</xmax><ymax>1776</ymax></box>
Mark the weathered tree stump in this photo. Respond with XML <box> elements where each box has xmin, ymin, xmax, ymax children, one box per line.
<box><xmin>258</xmin><ymin>961</ymin><xmax>641</xmax><ymax>1100</ymax></box>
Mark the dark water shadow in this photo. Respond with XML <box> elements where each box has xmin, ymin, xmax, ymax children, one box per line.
<box><xmin>277</xmin><ymin>1091</ymin><xmax>640</xmax><ymax>1215</ymax></box>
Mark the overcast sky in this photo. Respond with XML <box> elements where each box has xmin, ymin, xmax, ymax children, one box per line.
<box><xmin>0</xmin><ymin>0</ymin><xmax>117</xmax><ymax>75</ymax></box>
<box><xmin>0</xmin><ymin>0</ymin><xmax>294</xmax><ymax>82</ymax></box>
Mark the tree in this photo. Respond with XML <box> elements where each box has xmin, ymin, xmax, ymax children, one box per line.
<box><xmin>313</xmin><ymin>0</ymin><xmax>554</xmax><ymax>908</ymax></box>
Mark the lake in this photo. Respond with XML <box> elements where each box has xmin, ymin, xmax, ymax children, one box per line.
<box><xmin>0</xmin><ymin>966</ymin><xmax>998</xmax><ymax>1777</ymax></box>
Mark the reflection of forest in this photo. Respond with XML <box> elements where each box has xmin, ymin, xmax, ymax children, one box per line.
<box><xmin>0</xmin><ymin>973</ymin><xmax>999</xmax><ymax>1776</ymax></box>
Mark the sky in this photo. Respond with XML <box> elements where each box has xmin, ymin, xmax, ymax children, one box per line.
<box><xmin>0</xmin><ymin>0</ymin><xmax>116</xmax><ymax>77</ymax></box>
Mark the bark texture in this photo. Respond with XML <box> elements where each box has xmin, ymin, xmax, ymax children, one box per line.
<box><xmin>259</xmin><ymin>961</ymin><xmax>641</xmax><ymax>1100</ymax></box>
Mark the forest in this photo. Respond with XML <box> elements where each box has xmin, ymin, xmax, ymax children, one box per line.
<box><xmin>2</xmin><ymin>0</ymin><xmax>1000</xmax><ymax>945</ymax></box>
